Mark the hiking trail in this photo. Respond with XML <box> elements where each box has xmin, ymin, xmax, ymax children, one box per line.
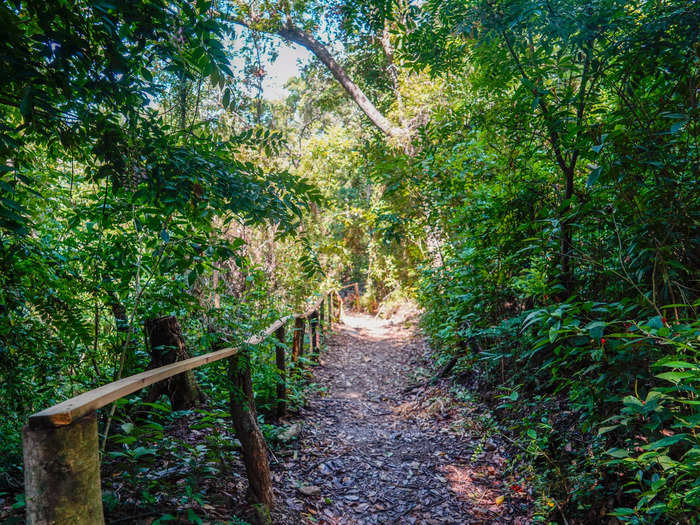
<box><xmin>274</xmin><ymin>313</ymin><xmax>532</xmax><ymax>524</ymax></box>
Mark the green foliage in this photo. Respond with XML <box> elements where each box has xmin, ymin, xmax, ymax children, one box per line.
<box><xmin>1</xmin><ymin>0</ymin><xmax>699</xmax><ymax>523</ymax></box>
<box><xmin>0</xmin><ymin>0</ymin><xmax>325</xmax><ymax>499</ymax></box>
<box><xmin>394</xmin><ymin>0</ymin><xmax>700</xmax><ymax>522</ymax></box>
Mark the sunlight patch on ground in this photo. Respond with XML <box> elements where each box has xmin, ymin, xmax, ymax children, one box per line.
<box><xmin>341</xmin><ymin>313</ymin><xmax>397</xmax><ymax>341</ymax></box>
<box><xmin>441</xmin><ymin>464</ymin><xmax>497</xmax><ymax>505</ymax></box>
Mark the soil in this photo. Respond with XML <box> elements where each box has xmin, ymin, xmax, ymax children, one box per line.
<box><xmin>273</xmin><ymin>313</ymin><xmax>532</xmax><ymax>524</ymax></box>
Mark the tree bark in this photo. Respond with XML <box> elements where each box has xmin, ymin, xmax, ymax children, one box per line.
<box><xmin>105</xmin><ymin>291</ymin><xmax>138</xmax><ymax>375</ymax></box>
<box><xmin>230</xmin><ymin>16</ymin><xmax>406</xmax><ymax>140</ymax></box>
<box><xmin>560</xmin><ymin>167</ymin><xmax>575</xmax><ymax>296</ymax></box>
<box><xmin>144</xmin><ymin>315</ymin><xmax>201</xmax><ymax>410</ymax></box>
<box><xmin>277</xmin><ymin>24</ymin><xmax>403</xmax><ymax>139</ymax></box>
<box><xmin>228</xmin><ymin>348</ymin><xmax>274</xmax><ymax>523</ymax></box>
<box><xmin>23</xmin><ymin>413</ymin><xmax>104</xmax><ymax>525</ymax></box>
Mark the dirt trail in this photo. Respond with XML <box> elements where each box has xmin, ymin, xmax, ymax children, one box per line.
<box><xmin>277</xmin><ymin>313</ymin><xmax>531</xmax><ymax>524</ymax></box>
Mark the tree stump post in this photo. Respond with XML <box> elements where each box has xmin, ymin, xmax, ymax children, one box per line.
<box><xmin>291</xmin><ymin>316</ymin><xmax>305</xmax><ymax>362</ymax></box>
<box><xmin>23</xmin><ymin>412</ymin><xmax>104</xmax><ymax>525</ymax></box>
<box><xmin>309</xmin><ymin>310</ymin><xmax>319</xmax><ymax>360</ymax></box>
<box><xmin>274</xmin><ymin>324</ymin><xmax>286</xmax><ymax>418</ymax></box>
<box><xmin>354</xmin><ymin>282</ymin><xmax>360</xmax><ymax>311</ymax></box>
<box><xmin>144</xmin><ymin>315</ymin><xmax>201</xmax><ymax>409</ymax></box>
<box><xmin>228</xmin><ymin>347</ymin><xmax>274</xmax><ymax>524</ymax></box>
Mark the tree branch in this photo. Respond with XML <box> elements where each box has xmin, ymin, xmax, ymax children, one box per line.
<box><xmin>230</xmin><ymin>16</ymin><xmax>407</xmax><ymax>140</ymax></box>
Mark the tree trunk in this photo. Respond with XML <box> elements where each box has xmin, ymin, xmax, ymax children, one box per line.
<box><xmin>559</xmin><ymin>167</ymin><xmax>575</xmax><ymax>296</ymax></box>
<box><xmin>291</xmin><ymin>316</ymin><xmax>305</xmax><ymax>362</ymax></box>
<box><xmin>229</xmin><ymin>16</ymin><xmax>406</xmax><ymax>141</ymax></box>
<box><xmin>144</xmin><ymin>315</ymin><xmax>201</xmax><ymax>410</ymax></box>
<box><xmin>23</xmin><ymin>413</ymin><xmax>104</xmax><ymax>525</ymax></box>
<box><xmin>277</xmin><ymin>24</ymin><xmax>403</xmax><ymax>139</ymax></box>
<box><xmin>274</xmin><ymin>324</ymin><xmax>286</xmax><ymax>419</ymax></box>
<box><xmin>106</xmin><ymin>291</ymin><xmax>137</xmax><ymax>375</ymax></box>
<box><xmin>228</xmin><ymin>348</ymin><xmax>274</xmax><ymax>523</ymax></box>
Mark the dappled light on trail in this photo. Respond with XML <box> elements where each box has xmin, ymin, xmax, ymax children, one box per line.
<box><xmin>339</xmin><ymin>313</ymin><xmax>398</xmax><ymax>341</ymax></box>
<box><xmin>274</xmin><ymin>314</ymin><xmax>532</xmax><ymax>524</ymax></box>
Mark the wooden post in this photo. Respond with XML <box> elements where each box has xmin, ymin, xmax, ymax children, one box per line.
<box><xmin>23</xmin><ymin>413</ymin><xmax>104</xmax><ymax>525</ymax></box>
<box><xmin>228</xmin><ymin>347</ymin><xmax>273</xmax><ymax>524</ymax></box>
<box><xmin>292</xmin><ymin>316</ymin><xmax>305</xmax><ymax>362</ymax></box>
<box><xmin>319</xmin><ymin>299</ymin><xmax>325</xmax><ymax>343</ymax></box>
<box><xmin>334</xmin><ymin>290</ymin><xmax>343</xmax><ymax>322</ymax></box>
<box><xmin>309</xmin><ymin>310</ymin><xmax>319</xmax><ymax>360</ymax></box>
<box><xmin>328</xmin><ymin>293</ymin><xmax>333</xmax><ymax>327</ymax></box>
<box><xmin>274</xmin><ymin>324</ymin><xmax>286</xmax><ymax>418</ymax></box>
<box><xmin>354</xmin><ymin>282</ymin><xmax>360</xmax><ymax>311</ymax></box>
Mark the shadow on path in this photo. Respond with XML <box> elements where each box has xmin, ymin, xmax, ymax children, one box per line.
<box><xmin>277</xmin><ymin>314</ymin><xmax>531</xmax><ymax>524</ymax></box>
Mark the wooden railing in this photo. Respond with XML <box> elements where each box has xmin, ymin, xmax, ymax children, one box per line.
<box><xmin>22</xmin><ymin>288</ymin><xmax>349</xmax><ymax>525</ymax></box>
<box><xmin>339</xmin><ymin>281</ymin><xmax>360</xmax><ymax>310</ymax></box>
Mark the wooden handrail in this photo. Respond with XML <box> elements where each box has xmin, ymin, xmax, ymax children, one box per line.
<box><xmin>23</xmin><ymin>286</ymin><xmax>352</xmax><ymax>524</ymax></box>
<box><xmin>295</xmin><ymin>294</ymin><xmax>326</xmax><ymax>319</ymax></box>
<box><xmin>29</xmin><ymin>315</ymin><xmax>293</xmax><ymax>428</ymax></box>
<box><xmin>29</xmin><ymin>293</ymin><xmax>330</xmax><ymax>427</ymax></box>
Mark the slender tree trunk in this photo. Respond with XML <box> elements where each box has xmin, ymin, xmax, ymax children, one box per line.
<box><xmin>560</xmin><ymin>167</ymin><xmax>575</xmax><ymax>296</ymax></box>
<box><xmin>106</xmin><ymin>291</ymin><xmax>137</xmax><ymax>375</ymax></box>
<box><xmin>212</xmin><ymin>270</ymin><xmax>220</xmax><ymax>309</ymax></box>
<box><xmin>274</xmin><ymin>324</ymin><xmax>286</xmax><ymax>418</ymax></box>
<box><xmin>229</xmin><ymin>16</ymin><xmax>407</xmax><ymax>140</ymax></box>
<box><xmin>144</xmin><ymin>315</ymin><xmax>201</xmax><ymax>410</ymax></box>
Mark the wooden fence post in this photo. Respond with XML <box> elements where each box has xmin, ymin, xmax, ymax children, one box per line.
<box><xmin>328</xmin><ymin>293</ymin><xmax>333</xmax><ymax>327</ymax></box>
<box><xmin>309</xmin><ymin>310</ymin><xmax>319</xmax><ymax>360</ymax></box>
<box><xmin>292</xmin><ymin>317</ymin><xmax>305</xmax><ymax>362</ymax></box>
<box><xmin>354</xmin><ymin>282</ymin><xmax>360</xmax><ymax>311</ymax></box>
<box><xmin>23</xmin><ymin>413</ymin><xmax>104</xmax><ymax>525</ymax></box>
<box><xmin>319</xmin><ymin>299</ymin><xmax>325</xmax><ymax>343</ymax></box>
<box><xmin>334</xmin><ymin>290</ymin><xmax>343</xmax><ymax>321</ymax></box>
<box><xmin>274</xmin><ymin>324</ymin><xmax>286</xmax><ymax>419</ymax></box>
<box><xmin>228</xmin><ymin>347</ymin><xmax>273</xmax><ymax>524</ymax></box>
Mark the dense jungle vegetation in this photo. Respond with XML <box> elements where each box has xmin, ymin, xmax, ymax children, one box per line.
<box><xmin>1</xmin><ymin>0</ymin><xmax>698</xmax><ymax>523</ymax></box>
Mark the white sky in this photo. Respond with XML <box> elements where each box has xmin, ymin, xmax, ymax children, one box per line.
<box><xmin>261</xmin><ymin>43</ymin><xmax>313</xmax><ymax>100</ymax></box>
